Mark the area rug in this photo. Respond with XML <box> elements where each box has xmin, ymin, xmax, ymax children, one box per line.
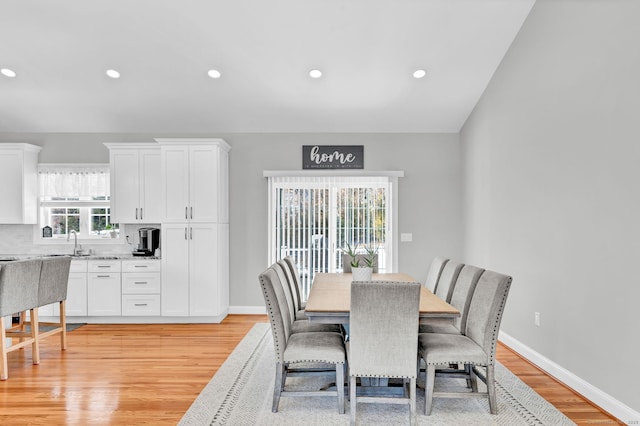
<box><xmin>20</xmin><ymin>323</ymin><xmax>86</xmax><ymax>333</ymax></box>
<box><xmin>179</xmin><ymin>323</ymin><xmax>575</xmax><ymax>425</ymax></box>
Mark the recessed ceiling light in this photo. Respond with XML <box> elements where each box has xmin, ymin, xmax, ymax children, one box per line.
<box><xmin>106</xmin><ymin>69</ymin><xmax>121</xmax><ymax>79</ymax></box>
<box><xmin>309</xmin><ymin>69</ymin><xmax>322</xmax><ymax>79</ymax></box>
<box><xmin>1</xmin><ymin>68</ymin><xmax>17</xmax><ymax>78</ymax></box>
<box><xmin>207</xmin><ymin>69</ymin><xmax>221</xmax><ymax>79</ymax></box>
<box><xmin>413</xmin><ymin>69</ymin><xmax>427</xmax><ymax>79</ymax></box>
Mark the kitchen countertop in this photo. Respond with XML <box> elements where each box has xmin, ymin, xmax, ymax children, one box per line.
<box><xmin>0</xmin><ymin>254</ymin><xmax>161</xmax><ymax>261</ymax></box>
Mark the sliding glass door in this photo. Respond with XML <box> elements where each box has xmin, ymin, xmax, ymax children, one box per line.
<box><xmin>268</xmin><ymin>175</ymin><xmax>394</xmax><ymax>299</ymax></box>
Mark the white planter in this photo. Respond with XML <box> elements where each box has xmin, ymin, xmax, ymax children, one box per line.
<box><xmin>351</xmin><ymin>267</ymin><xmax>373</xmax><ymax>281</ymax></box>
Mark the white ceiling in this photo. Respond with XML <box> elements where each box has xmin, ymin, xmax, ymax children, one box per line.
<box><xmin>0</xmin><ymin>0</ymin><xmax>535</xmax><ymax>134</ymax></box>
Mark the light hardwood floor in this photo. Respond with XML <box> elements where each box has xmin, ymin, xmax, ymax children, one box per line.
<box><xmin>1</xmin><ymin>315</ymin><xmax>619</xmax><ymax>425</ymax></box>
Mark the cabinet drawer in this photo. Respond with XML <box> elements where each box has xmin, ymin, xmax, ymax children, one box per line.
<box><xmin>122</xmin><ymin>273</ymin><xmax>161</xmax><ymax>294</ymax></box>
<box><xmin>122</xmin><ymin>295</ymin><xmax>161</xmax><ymax>316</ymax></box>
<box><xmin>88</xmin><ymin>260</ymin><xmax>121</xmax><ymax>273</ymax></box>
<box><xmin>121</xmin><ymin>260</ymin><xmax>161</xmax><ymax>273</ymax></box>
<box><xmin>70</xmin><ymin>260</ymin><xmax>88</xmax><ymax>273</ymax></box>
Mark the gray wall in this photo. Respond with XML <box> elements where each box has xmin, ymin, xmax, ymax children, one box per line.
<box><xmin>0</xmin><ymin>132</ymin><xmax>464</xmax><ymax>308</ymax></box>
<box><xmin>224</xmin><ymin>133</ymin><xmax>463</xmax><ymax>307</ymax></box>
<box><xmin>461</xmin><ymin>0</ymin><xmax>640</xmax><ymax>412</ymax></box>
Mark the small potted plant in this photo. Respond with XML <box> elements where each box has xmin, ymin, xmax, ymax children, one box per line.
<box><xmin>343</xmin><ymin>243</ymin><xmax>374</xmax><ymax>281</ymax></box>
<box><xmin>105</xmin><ymin>224</ymin><xmax>117</xmax><ymax>238</ymax></box>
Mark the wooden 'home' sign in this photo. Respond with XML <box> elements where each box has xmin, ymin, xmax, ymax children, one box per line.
<box><xmin>302</xmin><ymin>145</ymin><xmax>364</xmax><ymax>169</ymax></box>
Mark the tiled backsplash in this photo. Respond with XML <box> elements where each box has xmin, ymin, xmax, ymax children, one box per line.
<box><xmin>0</xmin><ymin>224</ymin><xmax>160</xmax><ymax>256</ymax></box>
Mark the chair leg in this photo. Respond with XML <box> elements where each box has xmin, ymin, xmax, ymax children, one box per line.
<box><xmin>336</xmin><ymin>363</ymin><xmax>345</xmax><ymax>414</ymax></box>
<box><xmin>60</xmin><ymin>300</ymin><xmax>67</xmax><ymax>350</ymax></box>
<box><xmin>1</xmin><ymin>317</ymin><xmax>8</xmax><ymax>380</ymax></box>
<box><xmin>409</xmin><ymin>377</ymin><xmax>416</xmax><ymax>426</ymax></box>
<box><xmin>30</xmin><ymin>308</ymin><xmax>40</xmax><ymax>365</ymax></box>
<box><xmin>349</xmin><ymin>376</ymin><xmax>357</xmax><ymax>426</ymax></box>
<box><xmin>425</xmin><ymin>364</ymin><xmax>436</xmax><ymax>415</ymax></box>
<box><xmin>486</xmin><ymin>364</ymin><xmax>498</xmax><ymax>414</ymax></box>
<box><xmin>272</xmin><ymin>362</ymin><xmax>284</xmax><ymax>412</ymax></box>
<box><xmin>344</xmin><ymin>362</ymin><xmax>349</xmax><ymax>401</ymax></box>
<box><xmin>469</xmin><ymin>364</ymin><xmax>478</xmax><ymax>392</ymax></box>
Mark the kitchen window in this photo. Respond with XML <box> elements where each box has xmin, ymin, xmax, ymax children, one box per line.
<box><xmin>38</xmin><ymin>164</ymin><xmax>119</xmax><ymax>240</ymax></box>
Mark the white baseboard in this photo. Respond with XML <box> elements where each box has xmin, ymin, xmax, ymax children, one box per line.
<box><xmin>229</xmin><ymin>305</ymin><xmax>266</xmax><ymax>315</ymax></box>
<box><xmin>499</xmin><ymin>331</ymin><xmax>640</xmax><ymax>424</ymax></box>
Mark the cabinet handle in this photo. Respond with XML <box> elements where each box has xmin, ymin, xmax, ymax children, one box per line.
<box><xmin>97</xmin><ymin>265</ymin><xmax>111</xmax><ymax>268</ymax></box>
<box><xmin>184</xmin><ymin>227</ymin><xmax>188</xmax><ymax>240</ymax></box>
<box><xmin>96</xmin><ymin>275</ymin><xmax>111</xmax><ymax>278</ymax></box>
<box><xmin>134</xmin><ymin>303</ymin><xmax>148</xmax><ymax>307</ymax></box>
<box><xmin>135</xmin><ymin>208</ymin><xmax>138</xmax><ymax>220</ymax></box>
<box><xmin>140</xmin><ymin>207</ymin><xmax>143</xmax><ymax>220</ymax></box>
<box><xmin>134</xmin><ymin>281</ymin><xmax>148</xmax><ymax>285</ymax></box>
<box><xmin>134</xmin><ymin>265</ymin><xmax>148</xmax><ymax>268</ymax></box>
<box><xmin>190</xmin><ymin>227</ymin><xmax>193</xmax><ymax>240</ymax></box>
<box><xmin>190</xmin><ymin>206</ymin><xmax>193</xmax><ymax>219</ymax></box>
<box><xmin>185</xmin><ymin>207</ymin><xmax>188</xmax><ymax>219</ymax></box>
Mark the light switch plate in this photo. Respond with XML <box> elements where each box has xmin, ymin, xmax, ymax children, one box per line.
<box><xmin>400</xmin><ymin>233</ymin><xmax>413</xmax><ymax>242</ymax></box>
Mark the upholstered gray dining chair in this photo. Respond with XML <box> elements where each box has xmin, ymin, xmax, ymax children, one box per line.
<box><xmin>348</xmin><ymin>281</ymin><xmax>421</xmax><ymax>426</ymax></box>
<box><xmin>272</xmin><ymin>262</ymin><xmax>341</xmax><ymax>334</ymax></box>
<box><xmin>0</xmin><ymin>259</ymin><xmax>43</xmax><ymax>380</ymax></box>
<box><xmin>35</xmin><ymin>256</ymin><xmax>72</xmax><ymax>351</ymax></box>
<box><xmin>281</xmin><ymin>256</ymin><xmax>306</xmax><ymax>309</ymax></box>
<box><xmin>434</xmin><ymin>259</ymin><xmax>464</xmax><ymax>303</ymax></box>
<box><xmin>419</xmin><ymin>270</ymin><xmax>512</xmax><ymax>415</ymax></box>
<box><xmin>420</xmin><ymin>264</ymin><xmax>484</xmax><ymax>335</ymax></box>
<box><xmin>277</xmin><ymin>259</ymin><xmax>307</xmax><ymax>320</ymax></box>
<box><xmin>258</xmin><ymin>266</ymin><xmax>346</xmax><ymax>414</ymax></box>
<box><xmin>424</xmin><ymin>256</ymin><xmax>449</xmax><ymax>293</ymax></box>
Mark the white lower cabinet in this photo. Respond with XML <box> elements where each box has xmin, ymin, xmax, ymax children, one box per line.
<box><xmin>37</xmin><ymin>259</ymin><xmax>87</xmax><ymax>317</ymax></box>
<box><xmin>121</xmin><ymin>259</ymin><xmax>161</xmax><ymax>316</ymax></box>
<box><xmin>64</xmin><ymin>260</ymin><xmax>88</xmax><ymax>316</ymax></box>
<box><xmin>87</xmin><ymin>260</ymin><xmax>121</xmax><ymax>316</ymax></box>
<box><xmin>36</xmin><ymin>258</ymin><xmax>165</xmax><ymax>320</ymax></box>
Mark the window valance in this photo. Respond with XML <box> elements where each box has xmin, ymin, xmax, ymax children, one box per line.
<box><xmin>38</xmin><ymin>164</ymin><xmax>110</xmax><ymax>198</ymax></box>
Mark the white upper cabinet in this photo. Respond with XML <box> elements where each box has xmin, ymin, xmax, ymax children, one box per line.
<box><xmin>156</xmin><ymin>138</ymin><xmax>230</xmax><ymax>224</ymax></box>
<box><xmin>105</xmin><ymin>143</ymin><xmax>162</xmax><ymax>223</ymax></box>
<box><xmin>0</xmin><ymin>143</ymin><xmax>41</xmax><ymax>224</ymax></box>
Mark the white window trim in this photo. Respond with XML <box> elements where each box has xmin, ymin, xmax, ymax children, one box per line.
<box><xmin>34</xmin><ymin>163</ymin><xmax>126</xmax><ymax>246</ymax></box>
<box><xmin>264</xmin><ymin>170</ymin><xmax>403</xmax><ymax>272</ymax></box>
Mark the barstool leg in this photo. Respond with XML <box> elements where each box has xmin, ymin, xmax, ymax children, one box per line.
<box><xmin>30</xmin><ymin>308</ymin><xmax>40</xmax><ymax>365</ymax></box>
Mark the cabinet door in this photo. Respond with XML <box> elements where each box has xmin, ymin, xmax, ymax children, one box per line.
<box><xmin>189</xmin><ymin>145</ymin><xmax>219</xmax><ymax>223</ymax></box>
<box><xmin>139</xmin><ymin>148</ymin><xmax>162</xmax><ymax>223</ymax></box>
<box><xmin>218</xmin><ymin>148</ymin><xmax>229</xmax><ymax>224</ymax></box>
<box><xmin>189</xmin><ymin>223</ymin><xmax>219</xmax><ymax>316</ymax></box>
<box><xmin>161</xmin><ymin>224</ymin><xmax>190</xmax><ymax>316</ymax></box>
<box><xmin>88</xmin><ymin>273</ymin><xmax>121</xmax><ymax>316</ymax></box>
<box><xmin>64</xmin><ymin>273</ymin><xmax>88</xmax><ymax>316</ymax></box>
<box><xmin>161</xmin><ymin>146</ymin><xmax>190</xmax><ymax>223</ymax></box>
<box><xmin>0</xmin><ymin>149</ymin><xmax>25</xmax><ymax>223</ymax></box>
<box><xmin>0</xmin><ymin>146</ymin><xmax>39</xmax><ymax>224</ymax></box>
<box><xmin>110</xmin><ymin>149</ymin><xmax>140</xmax><ymax>223</ymax></box>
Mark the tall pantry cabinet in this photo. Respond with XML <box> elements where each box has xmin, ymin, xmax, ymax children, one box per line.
<box><xmin>156</xmin><ymin>138</ymin><xmax>230</xmax><ymax>320</ymax></box>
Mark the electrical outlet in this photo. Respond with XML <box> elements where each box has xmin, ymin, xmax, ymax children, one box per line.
<box><xmin>534</xmin><ymin>312</ymin><xmax>541</xmax><ymax>327</ymax></box>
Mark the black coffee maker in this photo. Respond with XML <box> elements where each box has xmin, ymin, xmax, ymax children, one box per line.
<box><xmin>133</xmin><ymin>227</ymin><xmax>160</xmax><ymax>256</ymax></box>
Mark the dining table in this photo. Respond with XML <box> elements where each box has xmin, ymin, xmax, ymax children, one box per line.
<box><xmin>304</xmin><ymin>272</ymin><xmax>460</xmax><ymax>324</ymax></box>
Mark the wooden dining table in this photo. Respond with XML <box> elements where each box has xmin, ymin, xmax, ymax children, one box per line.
<box><xmin>304</xmin><ymin>272</ymin><xmax>460</xmax><ymax>324</ymax></box>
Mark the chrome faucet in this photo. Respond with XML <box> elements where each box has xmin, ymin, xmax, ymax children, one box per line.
<box><xmin>67</xmin><ymin>230</ymin><xmax>81</xmax><ymax>255</ymax></box>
